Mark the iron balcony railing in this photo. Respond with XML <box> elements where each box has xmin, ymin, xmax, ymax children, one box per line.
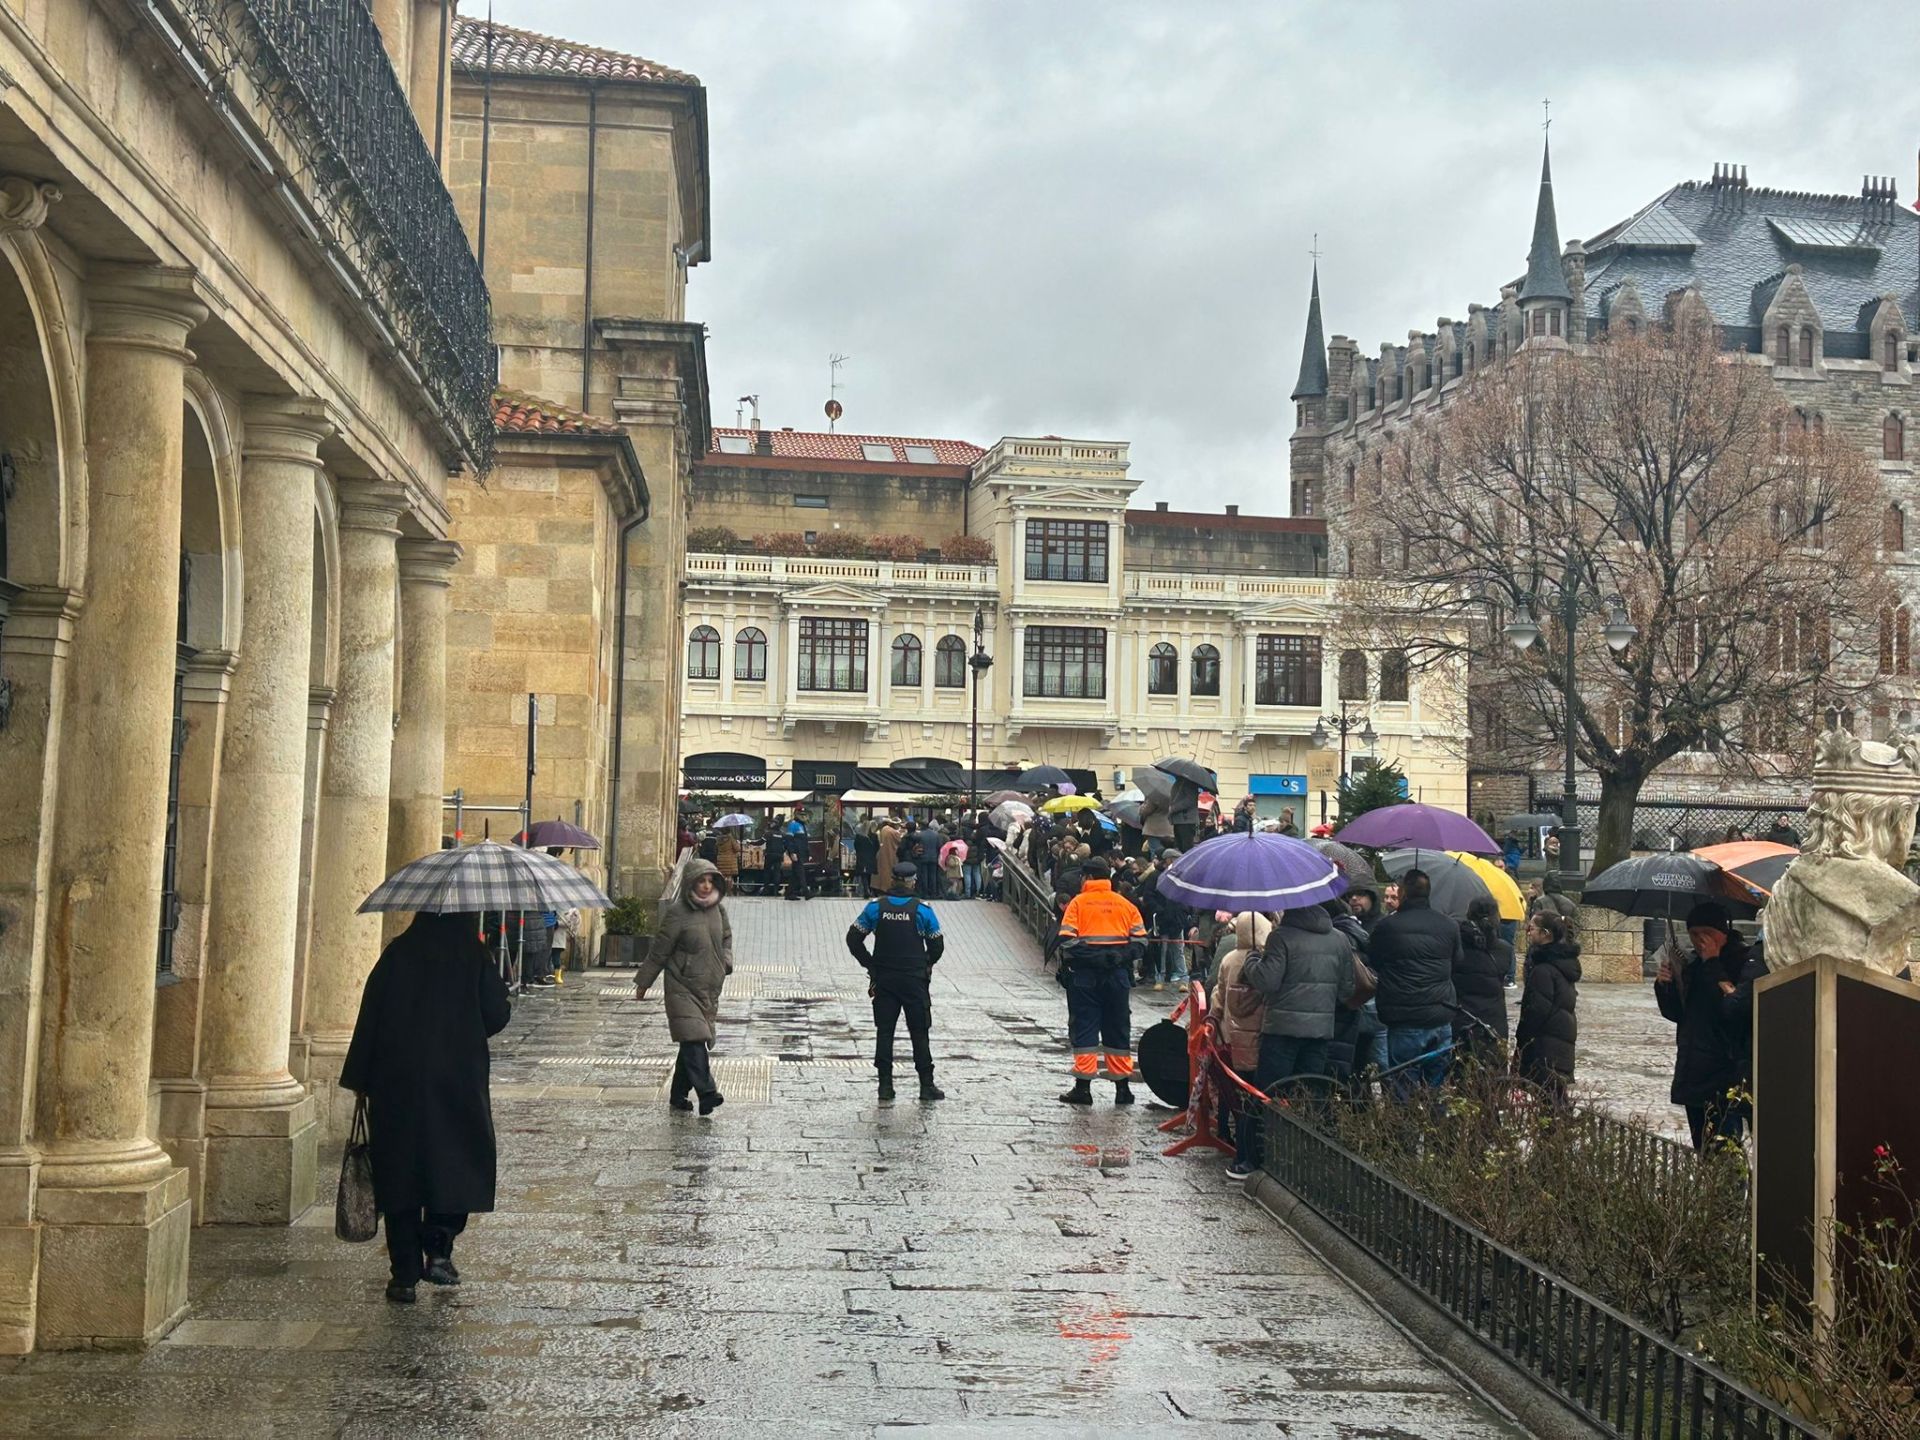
<box><xmin>1263</xmin><ymin>1109</ymin><xmax>1819</xmax><ymax>1440</ymax></box>
<box><xmin>147</xmin><ymin>0</ymin><xmax>495</xmax><ymax>472</ymax></box>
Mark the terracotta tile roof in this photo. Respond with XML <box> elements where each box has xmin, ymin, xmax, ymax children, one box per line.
<box><xmin>708</xmin><ymin>427</ymin><xmax>985</xmax><ymax>465</ymax></box>
<box><xmin>492</xmin><ymin>387</ymin><xmax>624</xmax><ymax>437</ymax></box>
<box><xmin>450</xmin><ymin>17</ymin><xmax>698</xmax><ymax>86</ymax></box>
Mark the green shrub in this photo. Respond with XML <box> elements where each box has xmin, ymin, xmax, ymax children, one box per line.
<box><xmin>604</xmin><ymin>896</ymin><xmax>655</xmax><ymax>935</ymax></box>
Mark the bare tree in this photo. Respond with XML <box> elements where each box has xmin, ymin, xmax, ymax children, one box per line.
<box><xmin>1338</xmin><ymin>325</ymin><xmax>1892</xmax><ymax>873</ymax></box>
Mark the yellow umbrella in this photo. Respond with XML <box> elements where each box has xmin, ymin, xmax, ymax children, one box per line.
<box><xmin>1447</xmin><ymin>850</ymin><xmax>1525</xmax><ymax>921</ymax></box>
<box><xmin>1041</xmin><ymin>794</ymin><xmax>1102</xmax><ymax>814</ymax></box>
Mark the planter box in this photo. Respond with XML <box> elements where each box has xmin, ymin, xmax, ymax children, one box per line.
<box><xmin>600</xmin><ymin>933</ymin><xmax>646</xmax><ymax>968</ymax></box>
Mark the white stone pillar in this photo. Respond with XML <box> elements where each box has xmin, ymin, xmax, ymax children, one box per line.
<box><xmin>34</xmin><ymin>269</ymin><xmax>205</xmax><ymax>1348</ymax></box>
<box><xmin>286</xmin><ymin>687</ymin><xmax>335</xmax><ymax>1082</ymax></box>
<box><xmin>195</xmin><ymin>400</ymin><xmax>332</xmax><ymax>1223</ymax></box>
<box><xmin>300</xmin><ymin>479</ymin><xmax>406</xmax><ymax>1136</ymax></box>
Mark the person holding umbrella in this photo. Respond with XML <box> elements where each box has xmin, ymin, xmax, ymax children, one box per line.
<box><xmin>1365</xmin><ymin>869</ymin><xmax>1462</xmax><ymax>1097</ymax></box>
<box><xmin>633</xmin><ymin>859</ymin><xmax>734</xmax><ymax>1115</ymax></box>
<box><xmin>341</xmin><ymin>912</ymin><xmax>511</xmax><ymax>1303</ymax></box>
<box><xmin>1654</xmin><ymin>901</ymin><xmax>1763</xmax><ymax>1150</ymax></box>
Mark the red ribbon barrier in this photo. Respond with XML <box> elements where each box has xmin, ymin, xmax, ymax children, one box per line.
<box><xmin>1157</xmin><ymin>978</ymin><xmax>1248</xmax><ymax>1157</ymax></box>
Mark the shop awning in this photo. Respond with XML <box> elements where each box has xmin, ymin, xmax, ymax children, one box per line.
<box><xmin>836</xmin><ymin>789</ymin><xmax>958</xmax><ymax>806</ymax></box>
<box><xmin>680</xmin><ymin>788</ymin><xmax>814</xmax><ymax>806</ymax></box>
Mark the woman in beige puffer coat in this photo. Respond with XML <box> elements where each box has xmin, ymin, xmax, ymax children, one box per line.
<box><xmin>635</xmin><ymin>858</ymin><xmax>733</xmax><ymax>1115</ymax></box>
<box><xmin>1213</xmin><ymin>912</ymin><xmax>1272</xmax><ymax>1179</ymax></box>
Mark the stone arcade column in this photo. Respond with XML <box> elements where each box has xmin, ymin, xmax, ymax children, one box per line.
<box><xmin>387</xmin><ymin>539</ymin><xmax>461</xmax><ymax>881</ymax></box>
<box><xmin>300</xmin><ymin>479</ymin><xmax>406</xmax><ymax>1136</ymax></box>
<box><xmin>195</xmin><ymin>401</ymin><xmax>332</xmax><ymax>1224</ymax></box>
<box><xmin>34</xmin><ymin>268</ymin><xmax>205</xmax><ymax>1348</ymax></box>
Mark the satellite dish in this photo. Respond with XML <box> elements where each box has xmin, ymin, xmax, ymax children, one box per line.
<box><xmin>824</xmin><ymin>399</ymin><xmax>843</xmax><ymax>421</ymax></box>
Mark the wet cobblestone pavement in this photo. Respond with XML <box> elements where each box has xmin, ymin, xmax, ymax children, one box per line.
<box><xmin>2</xmin><ymin>897</ymin><xmax>1523</xmax><ymax>1438</ymax></box>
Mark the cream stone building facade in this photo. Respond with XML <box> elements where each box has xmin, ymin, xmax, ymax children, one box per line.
<box><xmin>445</xmin><ymin>18</ymin><xmax>709</xmax><ymax>901</ymax></box>
<box><xmin>682</xmin><ymin>430</ymin><xmax>1467</xmax><ymax>817</ymax></box>
<box><xmin>0</xmin><ymin>1</ymin><xmax>487</xmax><ymax>1350</ymax></box>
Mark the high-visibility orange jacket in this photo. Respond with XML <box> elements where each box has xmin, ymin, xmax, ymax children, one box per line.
<box><xmin>1057</xmin><ymin>879</ymin><xmax>1146</xmax><ymax>968</ymax></box>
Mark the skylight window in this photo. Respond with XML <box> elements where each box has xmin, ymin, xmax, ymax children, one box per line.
<box><xmin>715</xmin><ymin>434</ymin><xmax>751</xmax><ymax>454</ymax></box>
<box><xmin>1766</xmin><ymin>216</ymin><xmax>1881</xmax><ymax>255</ymax></box>
<box><xmin>903</xmin><ymin>444</ymin><xmax>940</xmax><ymax>463</ymax></box>
<box><xmin>861</xmin><ymin>443</ymin><xmax>897</xmax><ymax>462</ymax></box>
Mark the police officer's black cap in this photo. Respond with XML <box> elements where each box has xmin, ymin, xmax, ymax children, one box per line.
<box><xmin>892</xmin><ymin>861</ymin><xmax>917</xmax><ymax>879</ymax></box>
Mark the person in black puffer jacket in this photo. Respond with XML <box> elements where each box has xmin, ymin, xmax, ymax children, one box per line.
<box><xmin>1655</xmin><ymin>901</ymin><xmax>1764</xmax><ymax>1151</ymax></box>
<box><xmin>1452</xmin><ymin>898</ymin><xmax>1511</xmax><ymax>1072</ymax></box>
<box><xmin>1365</xmin><ymin>870</ymin><xmax>1461</xmax><ymax>1095</ymax></box>
<box><xmin>1515</xmin><ymin>910</ymin><xmax>1580</xmax><ymax>1103</ymax></box>
<box><xmin>1321</xmin><ymin>899</ymin><xmax>1376</xmax><ymax>1098</ymax></box>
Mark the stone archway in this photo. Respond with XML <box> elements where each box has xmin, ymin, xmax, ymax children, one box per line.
<box><xmin>0</xmin><ymin>198</ymin><xmax>86</xmax><ymax>1355</ymax></box>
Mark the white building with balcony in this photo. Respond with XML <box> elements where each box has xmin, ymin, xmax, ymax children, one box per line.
<box><xmin>680</xmin><ymin>430</ymin><xmax>1467</xmax><ymax>819</ymax></box>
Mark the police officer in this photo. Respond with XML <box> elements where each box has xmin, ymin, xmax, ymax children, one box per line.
<box><xmin>847</xmin><ymin>862</ymin><xmax>946</xmax><ymax>1103</ymax></box>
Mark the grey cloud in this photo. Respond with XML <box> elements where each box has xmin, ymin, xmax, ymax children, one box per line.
<box><xmin>491</xmin><ymin>0</ymin><xmax>1920</xmax><ymax>511</ymax></box>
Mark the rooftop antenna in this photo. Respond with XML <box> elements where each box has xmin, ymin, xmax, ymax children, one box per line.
<box><xmin>1309</xmin><ymin>232</ymin><xmax>1321</xmax><ymax>263</ymax></box>
<box><xmin>826</xmin><ymin>353</ymin><xmax>850</xmax><ymax>431</ymax></box>
<box><xmin>739</xmin><ymin>394</ymin><xmax>760</xmax><ymax>430</ymax></box>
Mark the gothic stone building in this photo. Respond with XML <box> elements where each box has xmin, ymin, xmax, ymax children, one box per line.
<box><xmin>1291</xmin><ymin>142</ymin><xmax>1920</xmax><ymax>819</ymax></box>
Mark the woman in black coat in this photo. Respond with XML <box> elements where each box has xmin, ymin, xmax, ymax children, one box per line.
<box><xmin>1514</xmin><ymin>911</ymin><xmax>1580</xmax><ymax>1103</ymax></box>
<box><xmin>1451</xmin><ymin>898</ymin><xmax>1511</xmax><ymax>1072</ymax></box>
<box><xmin>341</xmin><ymin>912</ymin><xmax>511</xmax><ymax>1303</ymax></box>
<box><xmin>1655</xmin><ymin>901</ymin><xmax>1764</xmax><ymax>1150</ymax></box>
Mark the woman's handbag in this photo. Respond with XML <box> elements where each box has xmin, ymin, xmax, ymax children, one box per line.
<box><xmin>334</xmin><ymin>1096</ymin><xmax>378</xmax><ymax>1242</ymax></box>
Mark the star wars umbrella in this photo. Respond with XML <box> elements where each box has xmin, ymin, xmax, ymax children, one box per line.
<box><xmin>520</xmin><ymin>818</ymin><xmax>600</xmax><ymax>849</ymax></box>
<box><xmin>360</xmin><ymin>840</ymin><xmax>612</xmax><ymax>914</ymax></box>
<box><xmin>1581</xmin><ymin>851</ymin><xmax>1750</xmax><ymax>919</ymax></box>
<box><xmin>1156</xmin><ymin>832</ymin><xmax>1345</xmax><ymax>910</ymax></box>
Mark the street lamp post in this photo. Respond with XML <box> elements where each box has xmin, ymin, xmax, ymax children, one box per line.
<box><xmin>1311</xmin><ymin>700</ymin><xmax>1378</xmax><ymax>822</ymax></box>
<box><xmin>1503</xmin><ymin>588</ymin><xmax>1638</xmax><ymax>876</ymax></box>
<box><xmin>967</xmin><ymin>606</ymin><xmax>993</xmax><ymax>815</ymax></box>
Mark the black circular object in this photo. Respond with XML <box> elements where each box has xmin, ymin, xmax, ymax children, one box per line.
<box><xmin>1137</xmin><ymin>1019</ymin><xmax>1190</xmax><ymax>1108</ymax></box>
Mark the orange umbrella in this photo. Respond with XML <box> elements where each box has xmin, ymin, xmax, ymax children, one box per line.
<box><xmin>1691</xmin><ymin>840</ymin><xmax>1797</xmax><ymax>903</ymax></box>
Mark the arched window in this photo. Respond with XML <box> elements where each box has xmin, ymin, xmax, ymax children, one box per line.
<box><xmin>890</xmin><ymin>633</ymin><xmax>922</xmax><ymax>686</ymax></box>
<box><xmin>1810</xmin><ymin>411</ymin><xmax>1825</xmax><ymax>438</ymax></box>
<box><xmin>1887</xmin><ymin>331</ymin><xmax>1904</xmax><ymax>372</ymax></box>
<box><xmin>1190</xmin><ymin>643</ymin><xmax>1220</xmax><ymax>697</ymax></box>
<box><xmin>686</xmin><ymin>624</ymin><xmax>720</xmax><ymax>680</ymax></box>
<box><xmin>1887</xmin><ymin>504</ymin><xmax>1906</xmax><ymax>553</ymax></box>
<box><xmin>1147</xmin><ymin>642</ymin><xmax>1178</xmax><ymax>696</ymax></box>
<box><xmin>1887</xmin><ymin>413</ymin><xmax>1905</xmax><ymax>461</ymax></box>
<box><xmin>934</xmin><ymin>635</ymin><xmax>967</xmax><ymax>688</ymax></box>
<box><xmin>1881</xmin><ymin>606</ymin><xmax>1912</xmax><ymax>676</ymax></box>
<box><xmin>1799</xmin><ymin>327</ymin><xmax>1815</xmax><ymax>367</ymax></box>
<box><xmin>1775</xmin><ymin>324</ymin><xmax>1792</xmax><ymax>363</ymax></box>
<box><xmin>1338</xmin><ymin>648</ymin><xmax>1368</xmax><ymax>701</ymax></box>
<box><xmin>734</xmin><ymin>626</ymin><xmax>767</xmax><ymax>681</ymax></box>
<box><xmin>1379</xmin><ymin>650</ymin><xmax>1409</xmax><ymax>702</ymax></box>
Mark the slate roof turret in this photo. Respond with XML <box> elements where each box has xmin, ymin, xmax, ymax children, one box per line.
<box><xmin>1519</xmin><ymin>139</ymin><xmax>1573</xmax><ymax>303</ymax></box>
<box><xmin>1291</xmin><ymin>263</ymin><xmax>1329</xmax><ymax>399</ymax></box>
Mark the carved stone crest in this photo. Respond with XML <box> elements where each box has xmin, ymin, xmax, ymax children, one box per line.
<box><xmin>1766</xmin><ymin>728</ymin><xmax>1920</xmax><ymax>978</ymax></box>
<box><xmin>0</xmin><ymin>177</ymin><xmax>63</xmax><ymax>233</ymax></box>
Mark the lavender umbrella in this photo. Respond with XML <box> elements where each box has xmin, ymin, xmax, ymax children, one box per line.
<box><xmin>520</xmin><ymin>818</ymin><xmax>600</xmax><ymax>850</ymax></box>
<box><xmin>1155</xmin><ymin>833</ymin><xmax>1347</xmax><ymax>910</ymax></box>
<box><xmin>1336</xmin><ymin>803</ymin><xmax>1499</xmax><ymax>857</ymax></box>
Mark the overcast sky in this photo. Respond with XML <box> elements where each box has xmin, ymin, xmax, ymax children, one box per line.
<box><xmin>494</xmin><ymin>1</ymin><xmax>1918</xmax><ymax>513</ymax></box>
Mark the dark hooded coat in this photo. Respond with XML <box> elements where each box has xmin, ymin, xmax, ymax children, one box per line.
<box><xmin>634</xmin><ymin>859</ymin><xmax>734</xmax><ymax>1043</ymax></box>
<box><xmin>1654</xmin><ymin>934</ymin><xmax>1763</xmax><ymax>1105</ymax></box>
<box><xmin>340</xmin><ymin>912</ymin><xmax>511</xmax><ymax>1215</ymax></box>
<box><xmin>1515</xmin><ymin>940</ymin><xmax>1581</xmax><ymax>1084</ymax></box>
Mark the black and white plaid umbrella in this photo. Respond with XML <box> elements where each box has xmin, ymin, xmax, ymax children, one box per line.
<box><xmin>357</xmin><ymin>841</ymin><xmax>613</xmax><ymax>915</ymax></box>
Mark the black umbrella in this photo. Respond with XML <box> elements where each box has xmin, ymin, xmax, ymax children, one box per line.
<box><xmin>1154</xmin><ymin>756</ymin><xmax>1218</xmax><ymax>790</ymax></box>
<box><xmin>1016</xmin><ymin>764</ymin><xmax>1071</xmax><ymax>790</ymax></box>
<box><xmin>1106</xmin><ymin>799</ymin><xmax>1144</xmax><ymax>829</ymax></box>
<box><xmin>1379</xmin><ymin>850</ymin><xmax>1495</xmax><ymax>920</ymax></box>
<box><xmin>1582</xmin><ymin>852</ymin><xmax>1755</xmax><ymax>920</ymax></box>
<box><xmin>1502</xmin><ymin>812</ymin><xmax>1563</xmax><ymax>831</ymax></box>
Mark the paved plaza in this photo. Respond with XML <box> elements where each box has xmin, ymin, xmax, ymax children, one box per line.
<box><xmin>0</xmin><ymin>896</ymin><xmax>1523</xmax><ymax>1438</ymax></box>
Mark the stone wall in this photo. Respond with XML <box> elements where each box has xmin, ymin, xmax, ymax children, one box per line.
<box><xmin>1124</xmin><ymin>509</ymin><xmax>1326</xmax><ymax>576</ymax></box>
<box><xmin>691</xmin><ymin>459</ymin><xmax>969</xmax><ymax>544</ymax></box>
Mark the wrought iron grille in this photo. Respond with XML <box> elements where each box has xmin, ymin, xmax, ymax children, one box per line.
<box><xmin>1262</xmin><ymin>1110</ymin><xmax>1818</xmax><ymax>1440</ymax></box>
<box><xmin>148</xmin><ymin>0</ymin><xmax>495</xmax><ymax>471</ymax></box>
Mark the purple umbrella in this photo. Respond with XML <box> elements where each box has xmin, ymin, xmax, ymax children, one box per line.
<box><xmin>1335</xmin><ymin>803</ymin><xmax>1498</xmax><ymax>857</ymax></box>
<box><xmin>1155</xmin><ymin>833</ymin><xmax>1346</xmax><ymax>910</ymax></box>
<box><xmin>520</xmin><ymin>818</ymin><xmax>601</xmax><ymax>850</ymax></box>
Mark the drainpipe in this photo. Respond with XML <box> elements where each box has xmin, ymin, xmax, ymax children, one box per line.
<box><xmin>605</xmin><ymin>514</ymin><xmax>645</xmax><ymax>897</ymax></box>
<box><xmin>580</xmin><ymin>83</ymin><xmax>599</xmax><ymax>415</ymax></box>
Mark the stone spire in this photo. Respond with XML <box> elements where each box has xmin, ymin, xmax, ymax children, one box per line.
<box><xmin>1291</xmin><ymin>262</ymin><xmax>1329</xmax><ymax>399</ymax></box>
<box><xmin>1518</xmin><ymin>139</ymin><xmax>1572</xmax><ymax>303</ymax></box>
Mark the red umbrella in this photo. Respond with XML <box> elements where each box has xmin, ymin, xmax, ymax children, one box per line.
<box><xmin>1692</xmin><ymin>840</ymin><xmax>1796</xmax><ymax>903</ymax></box>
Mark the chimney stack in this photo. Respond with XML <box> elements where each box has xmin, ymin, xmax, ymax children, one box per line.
<box><xmin>1154</xmin><ymin>501</ymin><xmax>1168</xmax><ymax>512</ymax></box>
<box><xmin>1225</xmin><ymin>504</ymin><xmax>1239</xmax><ymax>517</ymax></box>
<box><xmin>754</xmin><ymin>428</ymin><xmax>774</xmax><ymax>456</ymax></box>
